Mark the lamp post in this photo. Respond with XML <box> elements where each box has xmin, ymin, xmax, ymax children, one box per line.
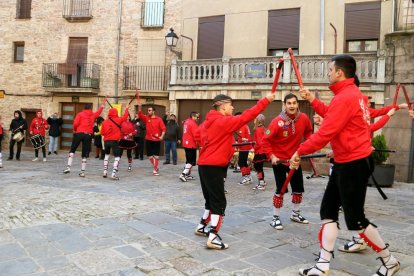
<box><xmin>165</xmin><ymin>28</ymin><xmax>193</xmax><ymax>60</ymax></box>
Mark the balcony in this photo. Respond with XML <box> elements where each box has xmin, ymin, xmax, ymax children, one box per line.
<box><xmin>63</xmin><ymin>0</ymin><xmax>93</xmax><ymax>22</ymax></box>
<box><xmin>141</xmin><ymin>1</ymin><xmax>164</xmax><ymax>28</ymax></box>
<box><xmin>123</xmin><ymin>65</ymin><xmax>170</xmax><ymax>96</ymax></box>
<box><xmin>42</xmin><ymin>63</ymin><xmax>101</xmax><ymax>94</ymax></box>
<box><xmin>170</xmin><ymin>52</ymin><xmax>385</xmax><ymax>86</ymax></box>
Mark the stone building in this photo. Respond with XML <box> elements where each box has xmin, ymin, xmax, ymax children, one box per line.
<box><xmin>0</xmin><ymin>0</ymin><xmax>182</xmax><ymax>149</ymax></box>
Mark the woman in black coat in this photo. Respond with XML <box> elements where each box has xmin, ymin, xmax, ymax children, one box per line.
<box><xmin>9</xmin><ymin>110</ymin><xmax>28</xmax><ymax>160</ymax></box>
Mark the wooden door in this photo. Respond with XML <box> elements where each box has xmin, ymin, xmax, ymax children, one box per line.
<box><xmin>60</xmin><ymin>102</ymin><xmax>92</xmax><ymax>149</ymax></box>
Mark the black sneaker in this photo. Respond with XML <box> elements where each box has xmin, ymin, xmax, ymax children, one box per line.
<box><xmin>290</xmin><ymin>211</ymin><xmax>309</xmax><ymax>224</ymax></box>
<box><xmin>7</xmin><ymin>157</ymin><xmax>13</xmax><ymax>161</ymax></box>
<box><xmin>270</xmin><ymin>216</ymin><xmax>283</xmax><ymax>230</ymax></box>
<box><xmin>48</xmin><ymin>152</ymin><xmax>51</xmax><ymax>155</ymax></box>
<box><xmin>54</xmin><ymin>151</ymin><xmax>57</xmax><ymax>155</ymax></box>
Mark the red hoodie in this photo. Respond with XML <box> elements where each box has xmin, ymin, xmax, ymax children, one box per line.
<box><xmin>73</xmin><ymin>106</ymin><xmax>104</xmax><ymax>134</ymax></box>
<box><xmin>182</xmin><ymin>118</ymin><xmax>198</xmax><ymax>149</ymax></box>
<box><xmin>262</xmin><ymin>113</ymin><xmax>312</xmax><ymax>160</ymax></box>
<box><xmin>297</xmin><ymin>78</ymin><xmax>372</xmax><ymax>163</ymax></box>
<box><xmin>138</xmin><ymin>112</ymin><xmax>166</xmax><ymax>141</ymax></box>
<box><xmin>121</xmin><ymin>120</ymin><xmax>137</xmax><ymax>141</ymax></box>
<box><xmin>197</xmin><ymin>97</ymin><xmax>270</xmax><ymax>166</ymax></box>
<box><xmin>253</xmin><ymin>126</ymin><xmax>265</xmax><ymax>154</ymax></box>
<box><xmin>101</xmin><ymin>108</ymin><xmax>129</xmax><ymax>141</ymax></box>
<box><xmin>235</xmin><ymin>124</ymin><xmax>253</xmax><ymax>151</ymax></box>
<box><xmin>30</xmin><ymin>112</ymin><xmax>49</xmax><ymax>136</ymax></box>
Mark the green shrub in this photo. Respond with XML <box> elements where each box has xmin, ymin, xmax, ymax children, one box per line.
<box><xmin>372</xmin><ymin>134</ymin><xmax>389</xmax><ymax>165</ymax></box>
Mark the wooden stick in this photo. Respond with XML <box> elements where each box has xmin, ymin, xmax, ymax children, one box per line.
<box><xmin>288</xmin><ymin>48</ymin><xmax>304</xmax><ymax>89</ymax></box>
<box><xmin>392</xmin><ymin>83</ymin><xmax>401</xmax><ymax>106</ymax></box>
<box><xmin>271</xmin><ymin>58</ymin><xmax>284</xmax><ymax>93</ymax></box>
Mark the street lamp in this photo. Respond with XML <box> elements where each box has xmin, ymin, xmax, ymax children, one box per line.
<box><xmin>165</xmin><ymin>28</ymin><xmax>194</xmax><ymax>60</ymax></box>
<box><xmin>165</xmin><ymin>28</ymin><xmax>179</xmax><ymax>47</ymax></box>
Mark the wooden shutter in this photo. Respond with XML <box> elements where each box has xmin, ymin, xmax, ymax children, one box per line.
<box><xmin>345</xmin><ymin>2</ymin><xmax>381</xmax><ymax>40</ymax></box>
<box><xmin>197</xmin><ymin>16</ymin><xmax>225</xmax><ymax>59</ymax></box>
<box><xmin>18</xmin><ymin>0</ymin><xmax>32</xmax><ymax>19</ymax></box>
<box><xmin>67</xmin><ymin>37</ymin><xmax>88</xmax><ymax>64</ymax></box>
<box><xmin>268</xmin><ymin>8</ymin><xmax>300</xmax><ymax>50</ymax></box>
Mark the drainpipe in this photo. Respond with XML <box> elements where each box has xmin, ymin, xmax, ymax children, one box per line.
<box><xmin>392</xmin><ymin>0</ymin><xmax>396</xmax><ymax>32</ymax></box>
<box><xmin>320</xmin><ymin>0</ymin><xmax>325</xmax><ymax>54</ymax></box>
<box><xmin>329</xmin><ymin>23</ymin><xmax>337</xmax><ymax>54</ymax></box>
<box><xmin>114</xmin><ymin>0</ymin><xmax>123</xmax><ymax>104</ymax></box>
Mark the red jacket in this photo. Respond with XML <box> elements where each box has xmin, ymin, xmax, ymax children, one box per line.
<box><xmin>121</xmin><ymin>120</ymin><xmax>137</xmax><ymax>141</ymax></box>
<box><xmin>235</xmin><ymin>124</ymin><xmax>253</xmax><ymax>151</ymax></box>
<box><xmin>30</xmin><ymin>116</ymin><xmax>49</xmax><ymax>136</ymax></box>
<box><xmin>101</xmin><ymin>108</ymin><xmax>129</xmax><ymax>141</ymax></box>
<box><xmin>73</xmin><ymin>107</ymin><xmax>104</xmax><ymax>134</ymax></box>
<box><xmin>297</xmin><ymin>78</ymin><xmax>372</xmax><ymax>163</ymax></box>
<box><xmin>198</xmin><ymin>97</ymin><xmax>270</xmax><ymax>166</ymax></box>
<box><xmin>138</xmin><ymin>112</ymin><xmax>166</xmax><ymax>141</ymax></box>
<box><xmin>182</xmin><ymin>118</ymin><xmax>198</xmax><ymax>149</ymax></box>
<box><xmin>253</xmin><ymin>126</ymin><xmax>265</xmax><ymax>154</ymax></box>
<box><xmin>262</xmin><ymin>113</ymin><xmax>312</xmax><ymax>160</ymax></box>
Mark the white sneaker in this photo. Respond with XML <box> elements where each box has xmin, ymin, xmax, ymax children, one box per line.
<box><xmin>43</xmin><ymin>158</ymin><xmax>47</xmax><ymax>162</ymax></box>
<box><xmin>238</xmin><ymin>175</ymin><xmax>252</xmax><ymax>185</ymax></box>
<box><xmin>63</xmin><ymin>167</ymin><xmax>70</xmax><ymax>174</ymax></box>
<box><xmin>32</xmin><ymin>158</ymin><xmax>38</xmax><ymax>162</ymax></box>
<box><xmin>0</xmin><ymin>163</ymin><xmax>3</xmax><ymax>168</ymax></box>
<box><xmin>79</xmin><ymin>171</ymin><xmax>85</xmax><ymax>177</ymax></box>
<box><xmin>270</xmin><ymin>216</ymin><xmax>283</xmax><ymax>230</ymax></box>
<box><xmin>103</xmin><ymin>170</ymin><xmax>108</xmax><ymax>178</ymax></box>
<box><xmin>179</xmin><ymin>173</ymin><xmax>187</xmax><ymax>182</ymax></box>
<box><xmin>290</xmin><ymin>210</ymin><xmax>309</xmax><ymax>224</ymax></box>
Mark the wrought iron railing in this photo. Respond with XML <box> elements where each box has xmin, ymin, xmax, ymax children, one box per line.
<box><xmin>123</xmin><ymin>65</ymin><xmax>170</xmax><ymax>91</ymax></box>
<box><xmin>42</xmin><ymin>63</ymin><xmax>100</xmax><ymax>89</ymax></box>
<box><xmin>141</xmin><ymin>1</ymin><xmax>165</xmax><ymax>28</ymax></box>
<box><xmin>63</xmin><ymin>0</ymin><xmax>93</xmax><ymax>20</ymax></box>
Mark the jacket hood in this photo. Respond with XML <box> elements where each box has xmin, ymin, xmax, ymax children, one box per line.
<box><xmin>14</xmin><ymin>110</ymin><xmax>23</xmax><ymax>120</ymax></box>
<box><xmin>203</xmin><ymin>110</ymin><xmax>223</xmax><ymax>129</ymax></box>
<box><xmin>108</xmin><ymin>108</ymin><xmax>119</xmax><ymax>118</ymax></box>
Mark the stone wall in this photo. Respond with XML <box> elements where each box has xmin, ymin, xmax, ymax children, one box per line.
<box><xmin>383</xmin><ymin>31</ymin><xmax>414</xmax><ymax>182</ymax></box>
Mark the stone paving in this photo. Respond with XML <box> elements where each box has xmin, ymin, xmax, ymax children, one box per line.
<box><xmin>0</xmin><ymin>150</ymin><xmax>413</xmax><ymax>275</ymax></box>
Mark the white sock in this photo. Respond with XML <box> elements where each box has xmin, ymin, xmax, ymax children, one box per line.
<box><xmin>202</xmin><ymin>209</ymin><xmax>210</xmax><ymax>220</ymax></box>
<box><xmin>104</xmin><ymin>155</ymin><xmax>109</xmax><ymax>170</ymax></box>
<box><xmin>112</xmin><ymin>157</ymin><xmax>120</xmax><ymax>176</ymax></box>
<box><xmin>67</xmin><ymin>152</ymin><xmax>74</xmax><ymax>167</ymax></box>
<box><xmin>273</xmin><ymin>207</ymin><xmax>281</xmax><ymax>217</ymax></box>
<box><xmin>183</xmin><ymin>163</ymin><xmax>192</xmax><ymax>175</ymax></box>
<box><xmin>81</xmin><ymin>158</ymin><xmax>87</xmax><ymax>171</ymax></box>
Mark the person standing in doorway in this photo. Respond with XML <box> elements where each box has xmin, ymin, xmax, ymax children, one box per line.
<box><xmin>133</xmin><ymin>113</ymin><xmax>145</xmax><ymax>160</ymax></box>
<box><xmin>163</xmin><ymin>114</ymin><xmax>181</xmax><ymax>165</ymax></box>
<box><xmin>8</xmin><ymin>110</ymin><xmax>28</xmax><ymax>161</ymax></box>
<box><xmin>47</xmin><ymin>112</ymin><xmax>63</xmax><ymax>155</ymax></box>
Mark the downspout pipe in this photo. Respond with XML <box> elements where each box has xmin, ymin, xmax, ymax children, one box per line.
<box><xmin>409</xmin><ymin>122</ymin><xmax>414</xmax><ymax>182</ymax></box>
<box><xmin>320</xmin><ymin>0</ymin><xmax>324</xmax><ymax>54</ymax></box>
<box><xmin>329</xmin><ymin>23</ymin><xmax>337</xmax><ymax>54</ymax></box>
<box><xmin>114</xmin><ymin>0</ymin><xmax>123</xmax><ymax>104</ymax></box>
<box><xmin>392</xmin><ymin>0</ymin><xmax>395</xmax><ymax>32</ymax></box>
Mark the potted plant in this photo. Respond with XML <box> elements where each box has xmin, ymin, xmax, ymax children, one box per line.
<box><xmin>44</xmin><ymin>72</ymin><xmax>62</xmax><ymax>87</ymax></box>
<box><xmin>369</xmin><ymin>134</ymin><xmax>395</xmax><ymax>187</ymax></box>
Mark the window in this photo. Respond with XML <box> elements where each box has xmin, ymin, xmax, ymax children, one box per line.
<box><xmin>197</xmin><ymin>15</ymin><xmax>225</xmax><ymax>59</ymax></box>
<box><xmin>141</xmin><ymin>0</ymin><xmax>164</xmax><ymax>28</ymax></box>
<box><xmin>269</xmin><ymin>48</ymin><xmax>298</xmax><ymax>57</ymax></box>
<box><xmin>268</xmin><ymin>9</ymin><xmax>300</xmax><ymax>56</ymax></box>
<box><xmin>345</xmin><ymin>2</ymin><xmax>381</xmax><ymax>53</ymax></box>
<box><xmin>16</xmin><ymin>0</ymin><xmax>32</xmax><ymax>19</ymax></box>
<box><xmin>14</xmin><ymin>42</ymin><xmax>25</xmax><ymax>63</ymax></box>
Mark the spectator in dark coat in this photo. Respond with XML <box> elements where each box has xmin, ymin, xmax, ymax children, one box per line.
<box><xmin>132</xmin><ymin>113</ymin><xmax>146</xmax><ymax>160</ymax></box>
<box><xmin>8</xmin><ymin>110</ymin><xmax>28</xmax><ymax>161</ymax></box>
<box><xmin>163</xmin><ymin>114</ymin><xmax>181</xmax><ymax>165</ymax></box>
<box><xmin>47</xmin><ymin>112</ymin><xmax>63</xmax><ymax>155</ymax></box>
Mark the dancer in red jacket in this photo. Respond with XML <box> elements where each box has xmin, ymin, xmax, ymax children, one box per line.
<box><xmin>252</xmin><ymin>114</ymin><xmax>267</xmax><ymax>190</ymax></box>
<box><xmin>101</xmin><ymin>106</ymin><xmax>130</xmax><ymax>180</ymax></box>
<box><xmin>179</xmin><ymin>111</ymin><xmax>200</xmax><ymax>182</ymax></box>
<box><xmin>262</xmin><ymin>94</ymin><xmax>312</xmax><ymax>230</ymax></box>
<box><xmin>194</xmin><ymin>92</ymin><xmax>275</xmax><ymax>250</ymax></box>
<box><xmin>29</xmin><ymin>110</ymin><xmax>49</xmax><ymax>162</ymax></box>
<box><xmin>291</xmin><ymin>55</ymin><xmax>400</xmax><ymax>276</ymax></box>
<box><xmin>119</xmin><ymin>119</ymin><xmax>137</xmax><ymax>172</ymax></box>
<box><xmin>63</xmin><ymin>102</ymin><xmax>104</xmax><ymax>177</ymax></box>
<box><xmin>138</xmin><ymin>106</ymin><xmax>166</xmax><ymax>176</ymax></box>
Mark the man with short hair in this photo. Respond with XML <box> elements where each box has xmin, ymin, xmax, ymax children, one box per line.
<box><xmin>163</xmin><ymin>114</ymin><xmax>181</xmax><ymax>165</ymax></box>
<box><xmin>291</xmin><ymin>55</ymin><xmax>400</xmax><ymax>276</ymax></box>
<box><xmin>63</xmin><ymin>102</ymin><xmax>105</xmax><ymax>177</ymax></box>
<box><xmin>138</xmin><ymin>106</ymin><xmax>166</xmax><ymax>176</ymax></box>
<box><xmin>179</xmin><ymin>111</ymin><xmax>199</xmax><ymax>182</ymax></box>
<box><xmin>194</xmin><ymin>92</ymin><xmax>275</xmax><ymax>250</ymax></box>
<box><xmin>47</xmin><ymin>112</ymin><xmax>63</xmax><ymax>155</ymax></box>
<box><xmin>262</xmin><ymin>94</ymin><xmax>313</xmax><ymax>230</ymax></box>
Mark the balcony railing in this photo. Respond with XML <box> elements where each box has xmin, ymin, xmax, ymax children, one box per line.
<box><xmin>42</xmin><ymin>63</ymin><xmax>100</xmax><ymax>89</ymax></box>
<box><xmin>141</xmin><ymin>1</ymin><xmax>164</xmax><ymax>28</ymax></box>
<box><xmin>123</xmin><ymin>65</ymin><xmax>170</xmax><ymax>91</ymax></box>
<box><xmin>170</xmin><ymin>52</ymin><xmax>385</xmax><ymax>86</ymax></box>
<box><xmin>63</xmin><ymin>0</ymin><xmax>93</xmax><ymax>21</ymax></box>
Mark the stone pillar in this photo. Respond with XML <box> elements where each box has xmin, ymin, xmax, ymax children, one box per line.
<box><xmin>170</xmin><ymin>58</ymin><xmax>177</xmax><ymax>85</ymax></box>
<box><xmin>222</xmin><ymin>57</ymin><xmax>230</xmax><ymax>84</ymax></box>
<box><xmin>376</xmin><ymin>49</ymin><xmax>386</xmax><ymax>84</ymax></box>
<box><xmin>282</xmin><ymin>52</ymin><xmax>291</xmax><ymax>84</ymax></box>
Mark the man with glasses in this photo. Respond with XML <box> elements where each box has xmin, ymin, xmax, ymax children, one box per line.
<box><xmin>179</xmin><ymin>111</ymin><xmax>200</xmax><ymax>182</ymax></box>
<box><xmin>138</xmin><ymin>106</ymin><xmax>166</xmax><ymax>176</ymax></box>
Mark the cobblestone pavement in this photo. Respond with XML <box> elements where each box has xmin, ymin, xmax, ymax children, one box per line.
<box><xmin>0</xmin><ymin>150</ymin><xmax>413</xmax><ymax>275</ymax></box>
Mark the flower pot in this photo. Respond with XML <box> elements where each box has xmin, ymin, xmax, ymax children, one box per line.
<box><xmin>368</xmin><ymin>164</ymin><xmax>395</xmax><ymax>187</ymax></box>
